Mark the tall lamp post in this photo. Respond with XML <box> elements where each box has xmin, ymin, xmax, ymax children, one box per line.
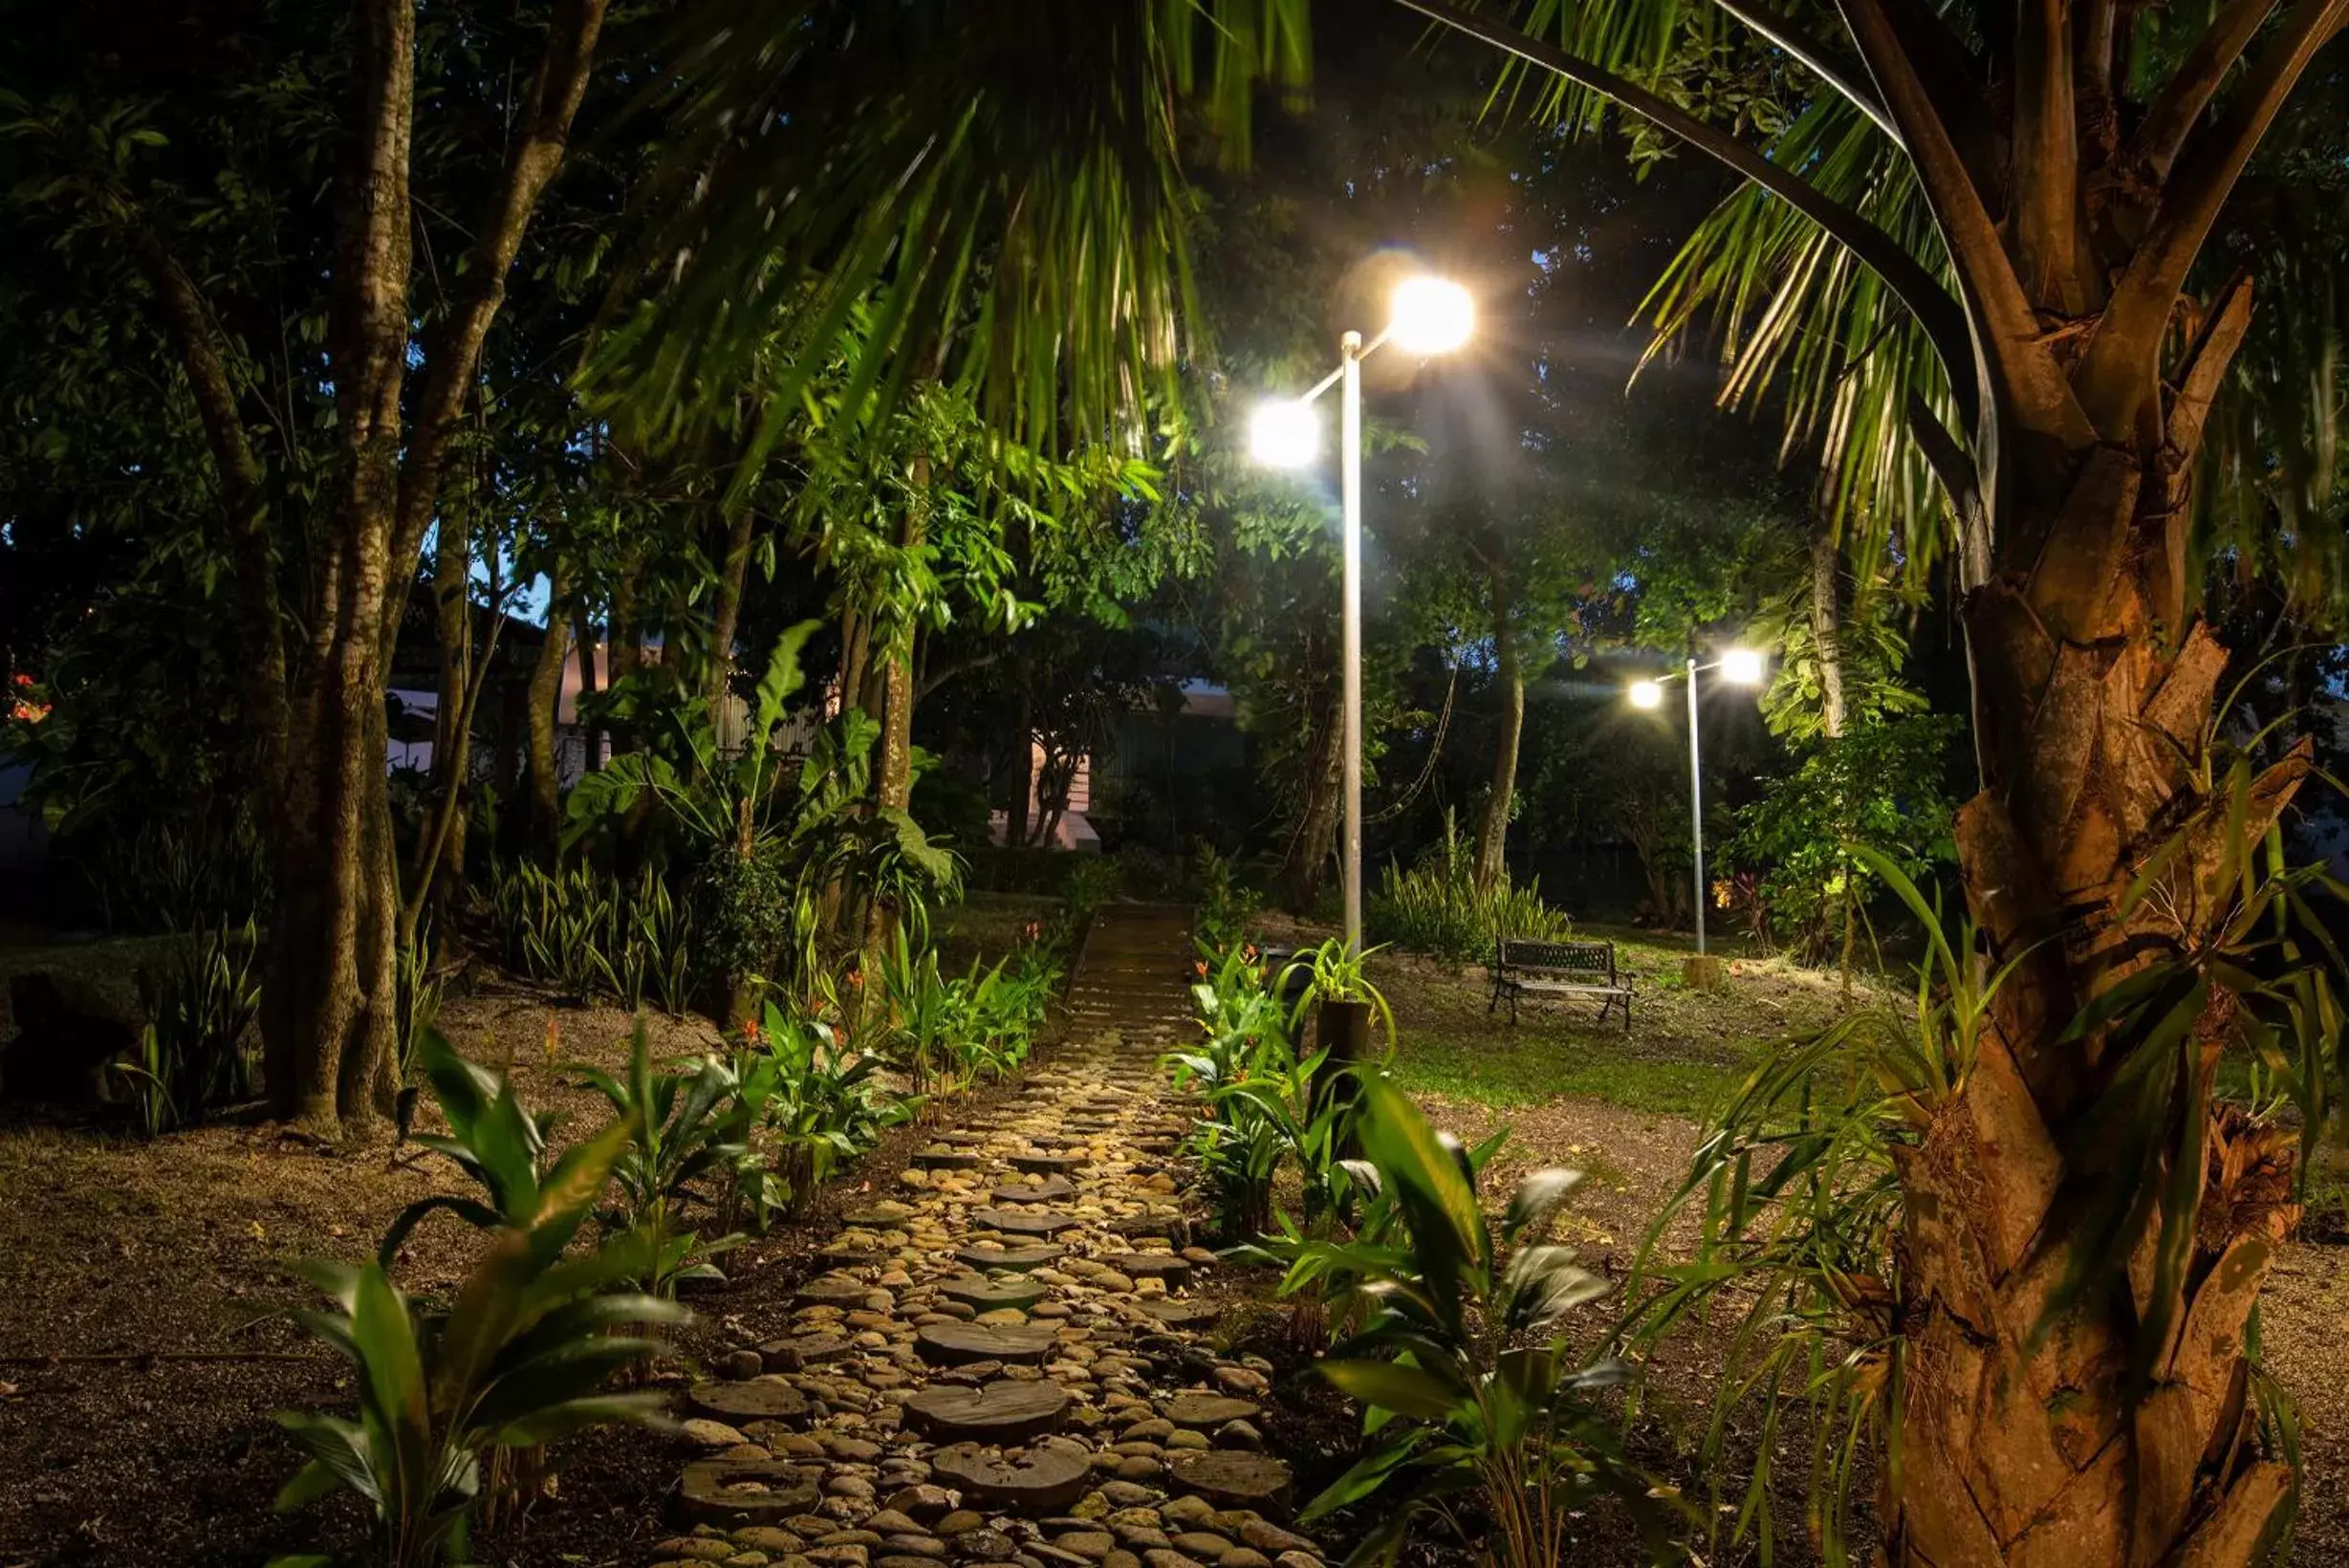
<box><xmin>1249</xmin><ymin>275</ymin><xmax>1474</xmax><ymax>954</ymax></box>
<box><xmin>1627</xmin><ymin>646</ymin><xmax>1765</xmax><ymax>961</ymax></box>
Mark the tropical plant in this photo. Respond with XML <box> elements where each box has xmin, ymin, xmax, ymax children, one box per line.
<box><xmin>1279</xmin><ymin>936</ymin><xmax>1397</xmax><ymax>1047</ymax></box>
<box><xmin>394</xmin><ymin>927</ymin><xmax>447</xmax><ymax>1087</ymax></box>
<box><xmin>376</xmin><ymin>1030</ymin><xmax>569</xmax><ymax>1265</ymax></box>
<box><xmin>570</xmin><ymin>1021</ymin><xmax>747</xmax><ymax>1296</ymax></box>
<box><xmin>615</xmin><ymin>865</ymin><xmax>695</xmax><ymax>1015</ymax></box>
<box><xmin>269</xmin><ymin>1115</ymin><xmax>684</xmax><ymax>1568</ymax></box>
<box><xmin>116</xmin><ymin>919</ymin><xmax>264</xmax><ymax>1134</ymax></box>
<box><xmin>1369</xmin><ymin>811</ymin><xmax>1573</xmax><ymax>966</ymax></box>
<box><xmin>725</xmin><ymin>999</ymin><xmax>915</xmax><ymax>1224</ymax></box>
<box><xmin>487</xmin><ymin>860</ymin><xmax>620</xmax><ymax>1003</ymax></box>
<box><xmin>1263</xmin><ymin>1078</ymin><xmax>1679</xmax><ymax>1567</ymax></box>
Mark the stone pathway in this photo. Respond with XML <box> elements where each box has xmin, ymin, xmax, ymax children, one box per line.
<box><xmin>644</xmin><ymin>904</ymin><xmax>1335</xmax><ymax>1568</ymax></box>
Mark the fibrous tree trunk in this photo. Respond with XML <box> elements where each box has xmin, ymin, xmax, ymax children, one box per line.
<box><xmin>1889</xmin><ymin>278</ymin><xmax>2309</xmax><ymax>1566</ymax></box>
<box><xmin>1474</xmin><ymin>565</ymin><xmax>1523</xmax><ymax>893</ymax></box>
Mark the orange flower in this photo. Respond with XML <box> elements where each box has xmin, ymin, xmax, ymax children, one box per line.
<box><xmin>1242</xmin><ymin>945</ymin><xmax>1258</xmax><ymax>963</ymax></box>
<box><xmin>847</xmin><ymin>969</ymin><xmax>865</xmax><ymax>990</ymax></box>
<box><xmin>741</xmin><ymin>1015</ymin><xmax>764</xmax><ymax>1046</ymax></box>
<box><xmin>1194</xmin><ymin>960</ymin><xmax>1208</xmax><ymax>977</ymax></box>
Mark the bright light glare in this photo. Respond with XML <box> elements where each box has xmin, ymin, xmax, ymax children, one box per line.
<box><xmin>1628</xmin><ymin>679</ymin><xmax>1664</xmax><ymax>710</ymax></box>
<box><xmin>1249</xmin><ymin>399</ymin><xmax>1321</xmax><ymax>468</ymax></box>
<box><xmin>1719</xmin><ymin>647</ymin><xmax>1766</xmax><ymax>686</ymax></box>
<box><xmin>1389</xmin><ymin>276</ymin><xmax>1474</xmax><ymax>356</ymax></box>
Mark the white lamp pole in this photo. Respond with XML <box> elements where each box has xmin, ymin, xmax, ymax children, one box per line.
<box><xmin>1339</xmin><ymin>332</ymin><xmax>1365</xmax><ymax>952</ymax></box>
<box><xmin>1251</xmin><ymin>276</ymin><xmax>1474</xmax><ymax>956</ymax></box>
<box><xmin>1628</xmin><ymin>645</ymin><xmax>1765</xmax><ymax>960</ymax></box>
<box><xmin>1686</xmin><ymin>655</ymin><xmax>1706</xmax><ymax>957</ymax></box>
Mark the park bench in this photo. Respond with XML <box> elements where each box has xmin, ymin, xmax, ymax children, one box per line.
<box><xmin>1487</xmin><ymin>938</ymin><xmax>1633</xmax><ymax>1030</ymax></box>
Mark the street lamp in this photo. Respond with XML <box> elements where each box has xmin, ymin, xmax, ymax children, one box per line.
<box><xmin>1251</xmin><ymin>274</ymin><xmax>1475</xmax><ymax>954</ymax></box>
<box><xmin>1626</xmin><ymin>648</ymin><xmax>1767</xmax><ymax>960</ymax></box>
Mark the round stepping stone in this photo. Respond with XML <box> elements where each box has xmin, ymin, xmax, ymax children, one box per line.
<box><xmin>954</xmin><ymin>1243</ymin><xmax>1067</xmax><ymax>1273</ymax></box>
<box><xmin>913</xmin><ymin>1147</ymin><xmax>982</xmax><ymax>1170</ymax></box>
<box><xmin>797</xmin><ymin>1276</ymin><xmax>876</xmax><ymax>1308</ymax></box>
<box><xmin>931</xmin><ymin>1443</ymin><xmax>1093</xmax><ymax>1514</ymax></box>
<box><xmin>1113</xmin><ymin>1253</ymin><xmax>1192</xmax><ymax>1285</ymax></box>
<box><xmin>937</xmin><ymin>1274</ymin><xmax>1050</xmax><ymax>1313</ymax></box>
<box><xmin>1138</xmin><ymin>1298</ymin><xmax>1220</xmax><ymax>1328</ymax></box>
<box><xmin>988</xmin><ymin>1176</ymin><xmax>1078</xmax><ymax>1205</ymax></box>
<box><xmin>841</xmin><ymin>1205</ymin><xmax>914</xmax><ymax>1227</ymax></box>
<box><xmin>688</xmin><ymin>1377</ymin><xmax>811</xmax><ymax>1424</ymax></box>
<box><xmin>1162</xmin><ymin>1393</ymin><xmax>1261</xmax><ymax>1429</ymax></box>
<box><xmin>1009</xmin><ymin>1151</ymin><xmax>1089</xmax><ymax>1175</ymax></box>
<box><xmin>903</xmin><ymin>1380</ymin><xmax>1072</xmax><ymax>1443</ymax></box>
<box><xmin>820</xmin><ymin>1244</ymin><xmax>886</xmax><ymax>1267</ymax></box>
<box><xmin>758</xmin><ymin>1331</ymin><xmax>856</xmax><ymax>1371</ymax></box>
<box><xmin>915</xmin><ymin>1321</ymin><xmax>1060</xmax><ymax>1366</ymax></box>
<box><xmin>1166</xmin><ymin>1449</ymin><xmax>1293</xmax><ymax>1514</ymax></box>
<box><xmin>676</xmin><ymin>1457</ymin><xmax>822</xmax><ymax>1525</ymax></box>
<box><xmin>971</xmin><ymin>1208</ymin><xmax>1079</xmax><ymax>1236</ymax></box>
<box><xmin>1104</xmin><ymin>1213</ymin><xmax>1188</xmax><ymax>1243</ymax></box>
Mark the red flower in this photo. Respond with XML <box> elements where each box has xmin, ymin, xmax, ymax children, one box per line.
<box><xmin>1194</xmin><ymin>960</ymin><xmax>1208</xmax><ymax>978</ymax></box>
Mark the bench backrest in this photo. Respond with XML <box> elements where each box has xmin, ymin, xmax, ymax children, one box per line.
<box><xmin>1496</xmin><ymin>939</ymin><xmax>1617</xmax><ymax>980</ymax></box>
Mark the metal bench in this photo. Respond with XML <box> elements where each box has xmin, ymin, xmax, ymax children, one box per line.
<box><xmin>1488</xmin><ymin>939</ymin><xmax>1632</xmax><ymax>1029</ymax></box>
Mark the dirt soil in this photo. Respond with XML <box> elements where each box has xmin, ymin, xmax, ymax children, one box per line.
<box><xmin>0</xmin><ymin>980</ymin><xmax>971</xmax><ymax>1568</ymax></box>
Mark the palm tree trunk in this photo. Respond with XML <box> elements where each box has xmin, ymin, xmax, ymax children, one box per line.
<box><xmin>1893</xmin><ymin>287</ymin><xmax>2306</xmax><ymax>1567</ymax></box>
<box><xmin>1475</xmin><ymin>566</ymin><xmax>1522</xmax><ymax>893</ymax></box>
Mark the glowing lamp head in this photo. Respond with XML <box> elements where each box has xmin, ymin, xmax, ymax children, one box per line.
<box><xmin>1388</xmin><ymin>275</ymin><xmax>1474</xmax><ymax>356</ymax></box>
<box><xmin>1249</xmin><ymin>399</ymin><xmax>1321</xmax><ymax>468</ymax></box>
<box><xmin>1719</xmin><ymin>647</ymin><xmax>1766</xmax><ymax>686</ymax></box>
<box><xmin>1627</xmin><ymin>679</ymin><xmax>1664</xmax><ymax>710</ymax></box>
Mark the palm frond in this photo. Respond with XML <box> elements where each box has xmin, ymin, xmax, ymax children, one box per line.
<box><xmin>592</xmin><ymin>0</ymin><xmax>1312</xmax><ymax>465</ymax></box>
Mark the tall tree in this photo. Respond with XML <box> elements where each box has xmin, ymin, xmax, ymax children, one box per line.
<box><xmin>4</xmin><ymin>0</ymin><xmax>611</xmax><ymax>1127</ymax></box>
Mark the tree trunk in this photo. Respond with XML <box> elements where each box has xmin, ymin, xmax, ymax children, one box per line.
<box><xmin>573</xmin><ymin>606</ymin><xmax>601</xmax><ymax>771</ymax></box>
<box><xmin>1474</xmin><ymin>567</ymin><xmax>1522</xmax><ymax>893</ymax></box>
<box><xmin>527</xmin><ymin>562</ymin><xmax>573</xmax><ymax>863</ymax></box>
<box><xmin>1008</xmin><ymin>683</ymin><xmax>1033</xmax><ymax>848</ymax></box>
<box><xmin>1809</xmin><ymin>527</ymin><xmax>1846</xmax><ymax>739</ymax></box>
<box><xmin>1891</xmin><ymin>282</ymin><xmax>2307</xmax><ymax>1566</ymax></box>
<box><xmin>1283</xmin><ymin>685</ymin><xmax>1342</xmax><ymax>911</ymax></box>
<box><xmin>707</xmin><ymin>505</ymin><xmax>756</xmax><ymax>713</ymax></box>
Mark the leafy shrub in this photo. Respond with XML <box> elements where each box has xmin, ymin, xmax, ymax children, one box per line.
<box><xmin>1728</xmin><ymin>713</ymin><xmax>1961</xmax><ymax>967</ymax></box>
<box><xmin>118</xmin><ymin>919</ymin><xmax>263</xmax><ymax>1134</ymax></box>
<box><xmin>1192</xmin><ymin>842</ymin><xmax>1261</xmax><ymax>952</ymax></box>
<box><xmin>1369</xmin><ymin>813</ymin><xmax>1571</xmax><ymax>965</ymax></box>
<box><xmin>1272</xmin><ymin>1079</ymin><xmax>1681</xmax><ymax>1567</ymax></box>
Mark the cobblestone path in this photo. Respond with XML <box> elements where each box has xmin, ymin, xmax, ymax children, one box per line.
<box><xmin>642</xmin><ymin>904</ymin><xmax>1337</xmax><ymax>1568</ymax></box>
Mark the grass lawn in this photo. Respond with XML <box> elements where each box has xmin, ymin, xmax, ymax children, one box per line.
<box><xmin>1368</xmin><ymin>922</ymin><xmax>1890</xmax><ymax>1121</ymax></box>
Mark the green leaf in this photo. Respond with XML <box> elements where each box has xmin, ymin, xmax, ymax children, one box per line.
<box><xmin>1318</xmin><ymin>1358</ymin><xmax>1463</xmax><ymax>1422</ymax></box>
